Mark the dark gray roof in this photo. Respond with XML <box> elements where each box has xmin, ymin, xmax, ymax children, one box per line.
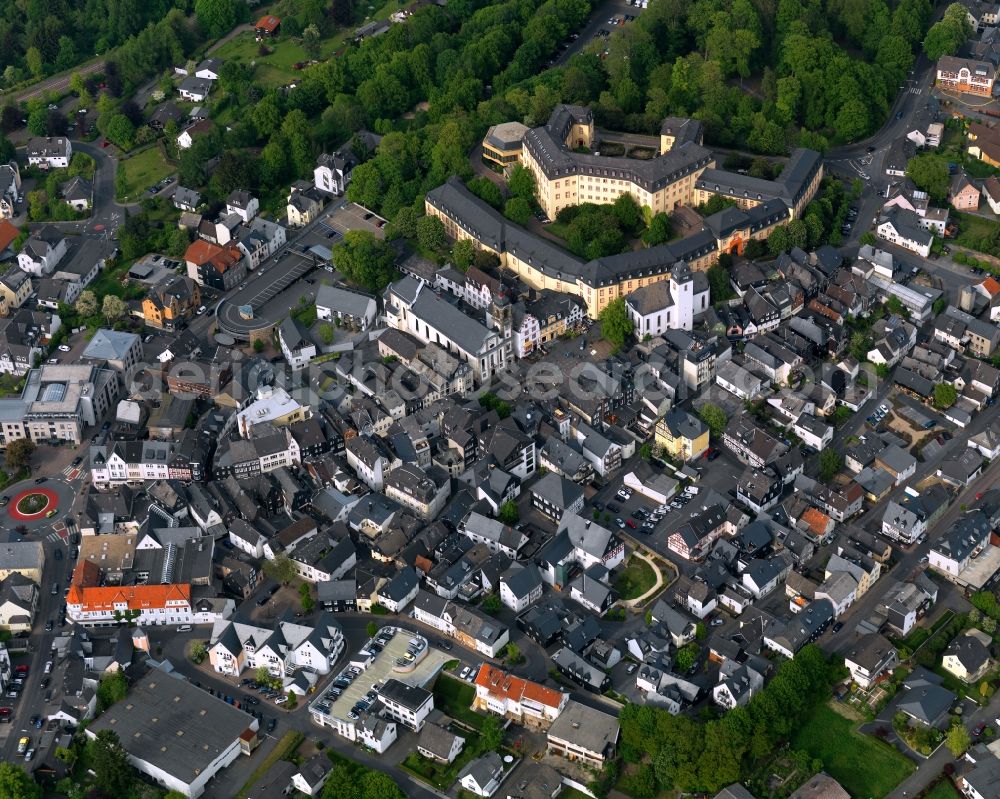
<box><xmin>695</xmin><ymin>149</ymin><xmax>822</xmax><ymax>209</ymax></box>
<box><xmin>501</xmin><ymin>562</ymin><xmax>542</xmax><ymax>600</ymax></box>
<box><xmin>87</xmin><ymin>671</ymin><xmax>252</xmax><ymax>784</ymax></box>
<box><xmin>378</xmin><ymin>678</ymin><xmax>431</xmax><ymax>711</ymax></box>
<box><xmin>945</xmin><ymin>634</ymin><xmax>991</xmax><ymax>674</ymax></box>
<box><xmin>899</xmin><ymin>667</ymin><xmax>955</xmax><ymax>725</ymax></box>
<box><xmin>530</xmin><ymin>471</ymin><xmax>583</xmax><ymax>510</ymax></box>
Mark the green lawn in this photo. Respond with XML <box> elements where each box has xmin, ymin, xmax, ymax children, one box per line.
<box><xmin>924</xmin><ymin>781</ymin><xmax>961</xmax><ymax>799</ymax></box>
<box><xmin>792</xmin><ymin>703</ymin><xmax>914</xmax><ymax>799</ymax></box>
<box><xmin>401</xmin><ymin>728</ymin><xmax>483</xmax><ymax>790</ymax></box>
<box><xmin>613</xmin><ymin>555</ymin><xmax>657</xmax><ymax>600</ymax></box>
<box><xmin>117</xmin><ymin>145</ymin><xmax>174</xmax><ymax>203</ymax></box>
<box><xmin>214</xmin><ymin>0</ymin><xmax>405</xmax><ymax>88</ymax></box>
<box><xmin>432</xmin><ymin>674</ymin><xmax>484</xmax><ymax>731</ymax></box>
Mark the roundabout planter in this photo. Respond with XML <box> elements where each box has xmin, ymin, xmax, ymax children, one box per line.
<box><xmin>9</xmin><ymin>488</ymin><xmax>58</xmax><ymax>520</ymax></box>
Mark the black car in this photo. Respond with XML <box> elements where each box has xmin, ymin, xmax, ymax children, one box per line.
<box><xmin>54</xmin><ymin>549</ymin><xmax>62</xmax><ymax>561</ymax></box>
<box><xmin>256</xmin><ymin>596</ymin><xmax>268</xmax><ymax>607</ymax></box>
<box><xmin>266</xmin><ymin>719</ymin><xmax>277</xmax><ymax>733</ymax></box>
<box><xmin>607</xmin><ymin>502</ymin><xmax>620</xmax><ymax>514</ymax></box>
<box><xmin>34</xmin><ymin>477</ymin><xmax>47</xmax><ymax>484</ymax></box>
<box><xmin>0</xmin><ymin>496</ymin><xmax>8</xmax><ymax>507</ymax></box>
<box><xmin>268</xmin><ymin>585</ymin><xmax>280</xmax><ymax>596</ymax></box>
<box><xmin>707</xmin><ymin>450</ymin><xmax>721</xmax><ymax>461</ymax></box>
<box><xmin>592</xmin><ymin>501</ymin><xmax>604</xmax><ymax>512</ymax></box>
<box><xmin>72</xmin><ymin>457</ymin><xmax>83</xmax><ymax>467</ymax></box>
<box><xmin>44</xmin><ymin>620</ymin><xmax>53</xmax><ymax>632</ymax></box>
<box><xmin>832</xmin><ymin>621</ymin><xmax>844</xmax><ymax>633</ymax></box>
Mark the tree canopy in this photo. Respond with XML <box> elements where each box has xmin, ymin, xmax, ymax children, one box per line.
<box><xmin>906</xmin><ymin>153</ymin><xmax>951</xmax><ymax>202</ymax></box>
<box><xmin>923</xmin><ymin>3</ymin><xmax>973</xmax><ymax>60</ymax></box>
<box><xmin>332</xmin><ymin>231</ymin><xmax>397</xmax><ymax>293</ymax></box>
<box><xmin>600</xmin><ymin>298</ymin><xmax>633</xmax><ymax>350</ymax></box>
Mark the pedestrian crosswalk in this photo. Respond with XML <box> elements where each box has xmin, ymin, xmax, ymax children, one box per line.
<box><xmin>909</xmin><ymin>87</ymin><xmax>922</xmax><ymax>95</ymax></box>
<box><xmin>45</xmin><ymin>530</ymin><xmax>67</xmax><ymax>543</ymax></box>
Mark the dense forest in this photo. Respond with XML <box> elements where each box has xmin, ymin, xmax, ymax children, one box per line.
<box><xmin>0</xmin><ymin>0</ymin><xmax>192</xmax><ymax>86</ymax></box>
<box><xmin>0</xmin><ymin>0</ymin><xmax>936</xmax><ymax>237</ymax></box>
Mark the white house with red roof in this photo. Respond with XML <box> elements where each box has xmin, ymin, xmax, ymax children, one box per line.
<box><xmin>973</xmin><ymin>275</ymin><xmax>1000</xmax><ymax>321</ymax></box>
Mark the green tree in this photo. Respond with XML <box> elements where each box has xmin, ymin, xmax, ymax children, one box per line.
<box><xmin>859</xmin><ymin>231</ymin><xmax>877</xmax><ymax>246</ymax></box>
<box><xmin>253</xmin><ymin>339</ymin><xmax>265</xmax><ymax>353</ymax></box>
<box><xmin>366</xmin><ymin>621</ymin><xmax>379</xmax><ymax>638</ymax></box>
<box><xmin>480</xmin><ymin>714</ymin><xmax>504</xmax><ymax>751</ymax></box>
<box><xmin>90</xmin><ymin>730</ymin><xmax>134</xmax><ymax>797</ymax></box>
<box><xmin>27</xmin><ymin>107</ymin><xmax>48</xmax><ymax>137</ymax></box>
<box><xmin>906</xmin><ymin>153</ymin><xmax>950</xmax><ymax>202</ymax></box>
<box><xmin>698</xmin><ymin>403</ymin><xmax>728</xmax><ymax>439</ymax></box>
<box><xmin>507</xmin><ymin>165</ymin><xmax>536</xmax><ymax>202</ymax></box>
<box><xmin>97</xmin><ymin>670</ymin><xmax>128</xmax><ymax>711</ymax></box>
<box><xmin>707</xmin><ymin>259</ymin><xmax>735</xmax><ymax>301</ymax></box>
<box><xmin>5</xmin><ymin>438</ymin><xmax>35</xmax><ymax>472</ymax></box>
<box><xmin>75</xmin><ymin>290</ymin><xmax>98</xmax><ymax>317</ymax></box>
<box><xmin>467</xmin><ymin>177</ymin><xmax>504</xmax><ymax>209</ymax></box>
<box><xmin>946</xmin><ymin>724</ymin><xmax>971</xmax><ymax>756</ymax></box>
<box><xmin>933</xmin><ymin>382</ymin><xmax>958</xmax><ymax>409</ymax></box>
<box><xmin>299</xmin><ymin>582</ymin><xmax>315</xmax><ymax>613</ymax></box>
<box><xmin>255</xmin><ymin>666</ymin><xmax>274</xmax><ymax>687</ymax></box>
<box><xmin>642</xmin><ymin>213</ymin><xmax>672</xmax><ymax>245</ymax></box>
<box><xmin>504</xmin><ymin>197</ymin><xmax>532</xmax><ymax>225</ymax></box>
<box><xmin>264</xmin><ymin>553</ymin><xmax>297</xmax><ymax>584</ymax></box>
<box><xmin>415</xmin><ymin>215</ymin><xmax>447</xmax><ymax>252</ymax></box>
<box><xmin>360</xmin><ymin>771</ymin><xmax>404</xmax><ymax>799</ymax></box>
<box><xmin>104</xmin><ymin>114</ymin><xmax>135</xmax><ymax>149</ymax></box>
<box><xmin>612</xmin><ymin>193</ymin><xmax>643</xmax><ymax>232</ymax></box>
<box><xmin>504</xmin><ymin>642</ymin><xmax>523</xmax><ymax>664</ymax></box>
<box><xmin>332</xmin><ymin>231</ymin><xmax>397</xmax><ymax>293</ymax></box>
<box><xmin>0</xmin><ymin>763</ymin><xmax>41</xmax><ymax>799</ymax></box>
<box><xmin>195</xmin><ymin>0</ymin><xmax>241</xmax><ymax>38</ymax></box>
<box><xmin>190</xmin><ymin>642</ymin><xmax>207</xmax><ymax>664</ymax></box>
<box><xmin>481</xmin><ymin>593</ymin><xmax>502</xmax><ymax>615</ymax></box>
<box><xmin>932</xmin><ymin>297</ymin><xmax>946</xmax><ymax>316</ymax></box>
<box><xmin>451</xmin><ymin>239</ymin><xmax>476</xmax><ymax>270</ymax></box>
<box><xmin>102</xmin><ymin>294</ymin><xmax>127</xmax><ymax>323</ymax></box>
<box><xmin>599</xmin><ymin>298</ymin><xmax>633</xmax><ymax>350</ymax></box>
<box><xmin>674</xmin><ymin>642</ymin><xmax>699</xmax><ymax>673</ymax></box>
<box><xmin>25</xmin><ymin>47</ymin><xmax>43</xmax><ymax>79</ymax></box>
<box><xmin>301</xmin><ymin>24</ymin><xmax>322</xmax><ymax>60</ymax></box>
<box><xmin>498</xmin><ymin>500</ymin><xmax>519</xmax><ymax>525</ymax></box>
<box><xmin>923</xmin><ymin>4</ymin><xmax>972</xmax><ymax>60</ymax></box>
<box><xmin>818</xmin><ymin>448</ymin><xmax>844</xmax><ymax>482</ymax></box>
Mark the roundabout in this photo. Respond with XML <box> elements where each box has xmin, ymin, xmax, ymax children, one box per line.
<box><xmin>9</xmin><ymin>487</ymin><xmax>59</xmax><ymax>520</ymax></box>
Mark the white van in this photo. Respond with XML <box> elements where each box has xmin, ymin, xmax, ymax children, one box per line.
<box><xmin>177</xmin><ymin>625</ymin><xmax>192</xmax><ymax>632</ymax></box>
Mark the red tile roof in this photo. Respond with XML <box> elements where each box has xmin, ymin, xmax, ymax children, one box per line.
<box><xmin>66</xmin><ymin>583</ymin><xmax>191</xmax><ymax>612</ymax></box>
<box><xmin>184</xmin><ymin>240</ymin><xmax>242</xmax><ymax>273</ymax></box>
<box><xmin>474</xmin><ymin>663</ymin><xmax>565</xmax><ymax>710</ymax></box>
<box><xmin>0</xmin><ymin>220</ymin><xmax>18</xmax><ymax>252</ymax></box>
<box><xmin>256</xmin><ymin>15</ymin><xmax>280</xmax><ymax>32</ymax></box>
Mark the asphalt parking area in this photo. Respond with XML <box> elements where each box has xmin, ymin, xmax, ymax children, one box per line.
<box><xmin>325</xmin><ymin>203</ymin><xmax>386</xmax><ymax>238</ymax></box>
<box><xmin>310</xmin><ymin>627</ymin><xmax>449</xmax><ymax>726</ymax></box>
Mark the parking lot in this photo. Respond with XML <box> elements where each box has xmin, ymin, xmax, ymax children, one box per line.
<box><xmin>310</xmin><ymin>627</ymin><xmax>449</xmax><ymax>727</ymax></box>
<box><xmin>325</xmin><ymin>202</ymin><xmax>386</xmax><ymax>239</ymax></box>
<box><xmin>555</xmin><ymin>0</ymin><xmax>644</xmax><ymax>65</ymax></box>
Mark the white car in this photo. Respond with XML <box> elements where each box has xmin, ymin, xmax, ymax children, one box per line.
<box><xmin>459</xmin><ymin>666</ymin><xmax>471</xmax><ymax>680</ymax></box>
<box><xmin>196</xmin><ymin>305</ymin><xmax>207</xmax><ymax>315</ymax></box>
<box><xmin>57</xmin><ymin>344</ymin><xmax>71</xmax><ymax>352</ymax></box>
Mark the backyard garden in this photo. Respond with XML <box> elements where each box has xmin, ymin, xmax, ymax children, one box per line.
<box><xmin>791</xmin><ymin>703</ymin><xmax>915</xmax><ymax>799</ymax></box>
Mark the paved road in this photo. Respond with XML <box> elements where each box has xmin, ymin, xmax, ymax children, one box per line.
<box><xmin>0</xmin><ymin>470</ymin><xmax>86</xmax><ymax>766</ymax></box>
<box><xmin>216</xmin><ymin>198</ymin><xmax>349</xmax><ymax>340</ymax></box>
<box><xmin>888</xmin><ymin>690</ymin><xmax>1000</xmax><ymax>799</ymax></box>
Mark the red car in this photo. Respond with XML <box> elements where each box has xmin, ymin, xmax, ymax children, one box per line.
<box><xmin>625</xmin><ymin>519</ymin><xmax>637</xmax><ymax>529</ymax></box>
<box><xmin>14</xmin><ymin>665</ymin><xmax>28</xmax><ymax>675</ymax></box>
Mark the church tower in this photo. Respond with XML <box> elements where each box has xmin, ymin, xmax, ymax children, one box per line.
<box><xmin>670</xmin><ymin>261</ymin><xmax>695</xmax><ymax>331</ymax></box>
